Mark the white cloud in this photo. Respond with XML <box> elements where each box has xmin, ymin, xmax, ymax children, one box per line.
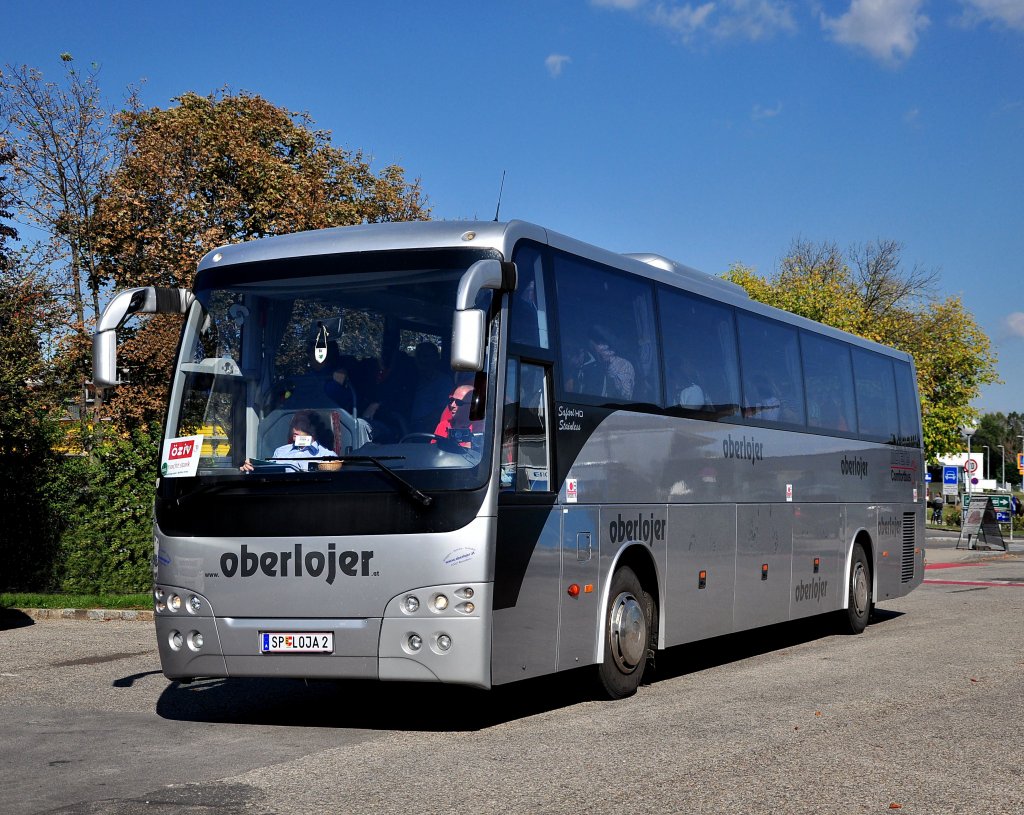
<box><xmin>821</xmin><ymin>0</ymin><xmax>930</xmax><ymax>65</ymax></box>
<box><xmin>545</xmin><ymin>54</ymin><xmax>572</xmax><ymax>78</ymax></box>
<box><xmin>1006</xmin><ymin>312</ymin><xmax>1024</xmax><ymax>338</ymax></box>
<box><xmin>752</xmin><ymin>101</ymin><xmax>783</xmax><ymax>119</ymax></box>
<box><xmin>651</xmin><ymin>2</ymin><xmax>717</xmax><ymax>40</ymax></box>
<box><xmin>959</xmin><ymin>0</ymin><xmax>1024</xmax><ymax>31</ymax></box>
<box><xmin>712</xmin><ymin>0</ymin><xmax>798</xmax><ymax>40</ymax></box>
<box><xmin>594</xmin><ymin>0</ymin><xmax>796</xmax><ymax>43</ymax></box>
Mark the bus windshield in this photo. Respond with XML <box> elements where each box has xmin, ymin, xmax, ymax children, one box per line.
<box><xmin>165</xmin><ymin>250</ymin><xmax>497</xmax><ymax>494</ymax></box>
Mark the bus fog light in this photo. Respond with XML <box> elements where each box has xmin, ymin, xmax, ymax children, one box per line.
<box><xmin>407</xmin><ymin>634</ymin><xmax>423</xmax><ymax>652</ymax></box>
<box><xmin>168</xmin><ymin>594</ymin><xmax>182</xmax><ymax>613</ymax></box>
<box><xmin>436</xmin><ymin>634</ymin><xmax>452</xmax><ymax>652</ymax></box>
<box><xmin>403</xmin><ymin>595</ymin><xmax>420</xmax><ymax>613</ymax></box>
<box><xmin>169</xmin><ymin>631</ymin><xmax>183</xmax><ymax>651</ymax></box>
<box><xmin>188</xmin><ymin>595</ymin><xmax>201</xmax><ymax>613</ymax></box>
<box><xmin>457</xmin><ymin>602</ymin><xmax>475</xmax><ymax>614</ymax></box>
<box><xmin>188</xmin><ymin>631</ymin><xmax>204</xmax><ymax>650</ymax></box>
<box><xmin>432</xmin><ymin>594</ymin><xmax>449</xmax><ymax>612</ymax></box>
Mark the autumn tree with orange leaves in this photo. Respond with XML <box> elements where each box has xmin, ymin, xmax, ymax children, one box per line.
<box><xmin>94</xmin><ymin>89</ymin><xmax>430</xmax><ymax>426</ymax></box>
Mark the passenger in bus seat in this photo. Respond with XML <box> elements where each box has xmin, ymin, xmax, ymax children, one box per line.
<box><xmin>324</xmin><ymin>356</ymin><xmax>359</xmax><ymax>415</ymax></box>
<box><xmin>410</xmin><ymin>342</ymin><xmax>453</xmax><ymax>433</ymax></box>
<box><xmin>565</xmin><ymin>341</ymin><xmax>598</xmax><ymax>394</ymax></box>
<box><xmin>744</xmin><ymin>376</ymin><xmax>781</xmax><ymax>420</ymax></box>
<box><xmin>588</xmin><ymin>326</ymin><xmax>635</xmax><ymax>400</ymax></box>
<box><xmin>675</xmin><ymin>358</ymin><xmax>707</xmax><ymax>410</ymax></box>
<box><xmin>240</xmin><ymin>410</ymin><xmax>336</xmax><ymax>472</ymax></box>
<box><xmin>361</xmin><ymin>339</ymin><xmax>415</xmax><ymax>443</ymax></box>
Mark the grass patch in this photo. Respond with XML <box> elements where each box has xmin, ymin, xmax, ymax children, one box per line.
<box><xmin>0</xmin><ymin>592</ymin><xmax>151</xmax><ymax>610</ymax></box>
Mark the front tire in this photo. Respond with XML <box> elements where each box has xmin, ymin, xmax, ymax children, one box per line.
<box><xmin>597</xmin><ymin>566</ymin><xmax>652</xmax><ymax>699</ymax></box>
<box><xmin>841</xmin><ymin>543</ymin><xmax>872</xmax><ymax>634</ymax></box>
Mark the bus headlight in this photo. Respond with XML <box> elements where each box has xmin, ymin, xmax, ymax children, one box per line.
<box><xmin>168</xmin><ymin>594</ymin><xmax>182</xmax><ymax>613</ymax></box>
<box><xmin>407</xmin><ymin>633</ymin><xmax>422</xmax><ymax>652</ymax></box>
<box><xmin>431</xmin><ymin>594</ymin><xmax>449</xmax><ymax>612</ymax></box>
<box><xmin>403</xmin><ymin>595</ymin><xmax>420</xmax><ymax>613</ymax></box>
<box><xmin>436</xmin><ymin>634</ymin><xmax>452</xmax><ymax>652</ymax></box>
<box><xmin>169</xmin><ymin>630</ymin><xmax>183</xmax><ymax>651</ymax></box>
<box><xmin>188</xmin><ymin>595</ymin><xmax>202</xmax><ymax>614</ymax></box>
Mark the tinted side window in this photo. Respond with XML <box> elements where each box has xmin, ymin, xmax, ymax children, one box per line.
<box><xmin>801</xmin><ymin>332</ymin><xmax>857</xmax><ymax>433</ymax></box>
<box><xmin>893</xmin><ymin>360</ymin><xmax>921</xmax><ymax>447</ymax></box>
<box><xmin>509</xmin><ymin>243</ymin><xmax>549</xmax><ymax>349</ymax></box>
<box><xmin>555</xmin><ymin>252</ymin><xmax>661</xmax><ymax>405</ymax></box>
<box><xmin>658</xmin><ymin>288</ymin><xmax>739</xmax><ymax>417</ymax></box>
<box><xmin>852</xmin><ymin>348</ymin><xmax>899</xmax><ymax>442</ymax></box>
<box><xmin>736</xmin><ymin>312</ymin><xmax>805</xmax><ymax>426</ymax></box>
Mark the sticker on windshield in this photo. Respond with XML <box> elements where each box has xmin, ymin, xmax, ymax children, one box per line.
<box><xmin>161</xmin><ymin>435</ymin><xmax>203</xmax><ymax>478</ymax></box>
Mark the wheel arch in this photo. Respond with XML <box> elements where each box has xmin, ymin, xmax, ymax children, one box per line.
<box><xmin>843</xmin><ymin>528</ymin><xmax>875</xmax><ymax>610</ymax></box>
<box><xmin>597</xmin><ymin>542</ymin><xmax>663</xmax><ymax>660</ymax></box>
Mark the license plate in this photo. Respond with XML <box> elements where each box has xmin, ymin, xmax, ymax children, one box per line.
<box><xmin>260</xmin><ymin>632</ymin><xmax>334</xmax><ymax>654</ymax></box>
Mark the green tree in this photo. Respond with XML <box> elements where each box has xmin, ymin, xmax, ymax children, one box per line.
<box><xmin>0</xmin><ymin>154</ymin><xmax>72</xmax><ymax>587</ymax></box>
<box><xmin>724</xmin><ymin>239</ymin><xmax>998</xmax><ymax>462</ymax></box>
<box><xmin>0</xmin><ymin>56</ymin><xmax>125</xmax><ymax>401</ymax></box>
<box><xmin>95</xmin><ymin>89</ymin><xmax>430</xmax><ymax>426</ymax></box>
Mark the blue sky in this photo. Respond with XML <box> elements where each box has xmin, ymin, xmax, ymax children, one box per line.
<box><xmin>4</xmin><ymin>0</ymin><xmax>1023</xmax><ymax>413</ymax></box>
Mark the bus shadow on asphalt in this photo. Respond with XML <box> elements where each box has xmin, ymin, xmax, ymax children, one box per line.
<box><xmin>152</xmin><ymin>610</ymin><xmax>903</xmax><ymax>731</ymax></box>
<box><xmin>649</xmin><ymin>609</ymin><xmax>903</xmax><ymax>684</ymax></box>
<box><xmin>154</xmin><ymin>671</ymin><xmax>599</xmax><ymax>731</ymax></box>
<box><xmin>0</xmin><ymin>609</ymin><xmax>34</xmax><ymax>631</ymax></box>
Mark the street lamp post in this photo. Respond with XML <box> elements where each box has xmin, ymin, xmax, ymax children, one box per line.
<box><xmin>983</xmin><ymin>445</ymin><xmax>990</xmax><ymax>481</ymax></box>
<box><xmin>999</xmin><ymin>444</ymin><xmax>1010</xmax><ymax>543</ymax></box>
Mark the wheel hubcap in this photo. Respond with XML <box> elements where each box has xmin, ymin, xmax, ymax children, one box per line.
<box><xmin>609</xmin><ymin>591</ymin><xmax>646</xmax><ymax>673</ymax></box>
<box><xmin>852</xmin><ymin>562</ymin><xmax>869</xmax><ymax>616</ymax></box>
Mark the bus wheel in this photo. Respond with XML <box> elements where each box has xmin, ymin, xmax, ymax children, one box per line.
<box><xmin>597</xmin><ymin>566</ymin><xmax>651</xmax><ymax>699</ymax></box>
<box><xmin>841</xmin><ymin>543</ymin><xmax>872</xmax><ymax>635</ymax></box>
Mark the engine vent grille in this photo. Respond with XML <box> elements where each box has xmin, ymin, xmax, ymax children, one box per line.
<box><xmin>901</xmin><ymin>512</ymin><xmax>916</xmax><ymax>583</ymax></box>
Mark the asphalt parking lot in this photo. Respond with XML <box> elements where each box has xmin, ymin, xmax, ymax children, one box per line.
<box><xmin>1</xmin><ymin>532</ymin><xmax>1022</xmax><ymax>815</ymax></box>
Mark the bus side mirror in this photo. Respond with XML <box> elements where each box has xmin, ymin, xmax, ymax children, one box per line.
<box><xmin>452</xmin><ymin>309</ymin><xmax>486</xmax><ymax>372</ymax></box>
<box><xmin>451</xmin><ymin>259</ymin><xmax>516</xmax><ymax>372</ymax></box>
<box><xmin>93</xmin><ymin>286</ymin><xmax>194</xmax><ymax>387</ymax></box>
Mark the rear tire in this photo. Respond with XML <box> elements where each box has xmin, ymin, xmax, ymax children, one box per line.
<box><xmin>841</xmin><ymin>543</ymin><xmax>872</xmax><ymax>634</ymax></box>
<box><xmin>597</xmin><ymin>566</ymin><xmax>652</xmax><ymax>699</ymax></box>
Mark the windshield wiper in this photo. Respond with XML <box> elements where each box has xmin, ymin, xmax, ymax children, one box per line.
<box><xmin>338</xmin><ymin>456</ymin><xmax>433</xmax><ymax>508</ymax></box>
<box><xmin>172</xmin><ymin>456</ymin><xmax>432</xmax><ymax>509</ymax></box>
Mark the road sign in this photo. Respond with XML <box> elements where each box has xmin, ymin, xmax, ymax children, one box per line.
<box><xmin>1018</xmin><ymin>452</ymin><xmax>1024</xmax><ymax>468</ymax></box>
<box><xmin>925</xmin><ymin>472</ymin><xmax>932</xmax><ymax>482</ymax></box>
<box><xmin>965</xmin><ymin>459</ymin><xmax>978</xmax><ymax>474</ymax></box>
<box><xmin>990</xmin><ymin>495</ymin><xmax>1011</xmax><ymax>511</ymax></box>
<box><xmin>943</xmin><ymin>466</ymin><xmax>958</xmax><ymax>485</ymax></box>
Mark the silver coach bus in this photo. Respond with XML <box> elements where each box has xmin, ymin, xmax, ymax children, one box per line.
<box><xmin>93</xmin><ymin>220</ymin><xmax>924</xmax><ymax>698</ymax></box>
